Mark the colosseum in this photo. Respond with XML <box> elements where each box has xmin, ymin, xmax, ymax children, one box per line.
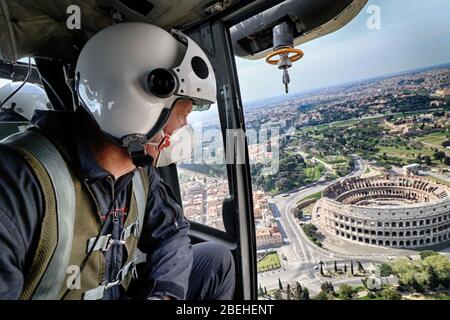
<box><xmin>313</xmin><ymin>175</ymin><xmax>450</xmax><ymax>249</ymax></box>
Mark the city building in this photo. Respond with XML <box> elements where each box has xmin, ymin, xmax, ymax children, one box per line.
<box><xmin>255</xmin><ymin>226</ymin><xmax>283</xmax><ymax>249</ymax></box>
<box><xmin>432</xmin><ymin>88</ymin><xmax>450</xmax><ymax>99</ymax></box>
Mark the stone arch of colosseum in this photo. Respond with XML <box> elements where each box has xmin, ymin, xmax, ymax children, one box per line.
<box><xmin>313</xmin><ymin>175</ymin><xmax>450</xmax><ymax>249</ymax></box>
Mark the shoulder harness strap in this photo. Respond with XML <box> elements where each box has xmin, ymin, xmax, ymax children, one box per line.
<box><xmin>132</xmin><ymin>168</ymin><xmax>148</xmax><ymax>265</ymax></box>
<box><xmin>83</xmin><ymin>168</ymin><xmax>148</xmax><ymax>300</ymax></box>
<box><xmin>1</xmin><ymin>128</ymin><xmax>76</xmax><ymax>300</ymax></box>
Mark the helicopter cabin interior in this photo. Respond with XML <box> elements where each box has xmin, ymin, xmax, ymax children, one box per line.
<box><xmin>0</xmin><ymin>0</ymin><xmax>367</xmax><ymax>299</ymax></box>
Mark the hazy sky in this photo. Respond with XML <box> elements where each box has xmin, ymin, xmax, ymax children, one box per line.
<box><xmin>2</xmin><ymin>0</ymin><xmax>449</xmax><ymax>111</ymax></box>
<box><xmin>236</xmin><ymin>0</ymin><xmax>450</xmax><ymax>102</ymax></box>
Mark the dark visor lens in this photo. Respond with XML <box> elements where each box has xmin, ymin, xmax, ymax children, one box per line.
<box><xmin>147</xmin><ymin>68</ymin><xmax>178</xmax><ymax>98</ymax></box>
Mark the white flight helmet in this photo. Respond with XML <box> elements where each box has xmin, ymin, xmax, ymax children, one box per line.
<box><xmin>75</xmin><ymin>22</ymin><xmax>216</xmax><ymax>165</ymax></box>
<box><xmin>0</xmin><ymin>82</ymin><xmax>51</xmax><ymax>121</ymax></box>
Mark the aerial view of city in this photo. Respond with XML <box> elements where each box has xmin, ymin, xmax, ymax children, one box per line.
<box><xmin>179</xmin><ymin>62</ymin><xmax>450</xmax><ymax>300</ymax></box>
<box><xmin>3</xmin><ymin>0</ymin><xmax>450</xmax><ymax>309</ymax></box>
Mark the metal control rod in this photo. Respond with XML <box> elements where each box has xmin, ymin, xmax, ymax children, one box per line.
<box><xmin>265</xmin><ymin>22</ymin><xmax>303</xmax><ymax>94</ymax></box>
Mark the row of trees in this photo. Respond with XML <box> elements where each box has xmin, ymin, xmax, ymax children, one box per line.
<box><xmin>315</xmin><ymin>281</ymin><xmax>402</xmax><ymax>300</ymax></box>
<box><xmin>252</xmin><ymin>152</ymin><xmax>327</xmax><ymax>194</ymax></box>
<box><xmin>264</xmin><ymin>280</ymin><xmax>310</xmax><ymax>300</ymax></box>
<box><xmin>388</xmin><ymin>252</ymin><xmax>450</xmax><ymax>293</ymax></box>
<box><xmin>301</xmin><ymin>224</ymin><xmax>322</xmax><ymax>247</ymax></box>
<box><xmin>433</xmin><ymin>151</ymin><xmax>450</xmax><ymax>165</ymax></box>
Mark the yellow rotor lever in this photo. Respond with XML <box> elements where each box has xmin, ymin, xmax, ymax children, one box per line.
<box><xmin>266</xmin><ymin>48</ymin><xmax>304</xmax><ymax>93</ymax></box>
<box><xmin>265</xmin><ymin>48</ymin><xmax>304</xmax><ymax>65</ymax></box>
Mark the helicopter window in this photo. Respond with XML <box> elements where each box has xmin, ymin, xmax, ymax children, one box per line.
<box><xmin>233</xmin><ymin>0</ymin><xmax>450</xmax><ymax>300</ymax></box>
<box><xmin>177</xmin><ymin>104</ymin><xmax>230</xmax><ymax>232</ymax></box>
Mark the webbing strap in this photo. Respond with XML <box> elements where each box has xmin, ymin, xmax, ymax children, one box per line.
<box><xmin>121</xmin><ymin>221</ymin><xmax>140</xmax><ymax>241</ymax></box>
<box><xmin>83</xmin><ymin>170</ymin><xmax>148</xmax><ymax>299</ymax></box>
<box><xmin>1</xmin><ymin>128</ymin><xmax>76</xmax><ymax>300</ymax></box>
<box><xmin>85</xmin><ymin>170</ymin><xmax>145</xmax><ymax>254</ymax></box>
<box><xmin>131</xmin><ymin>170</ymin><xmax>148</xmax><ymax>264</ymax></box>
<box><xmin>132</xmin><ymin>170</ymin><xmax>146</xmax><ymax>233</ymax></box>
<box><xmin>83</xmin><ymin>259</ymin><xmax>137</xmax><ymax>300</ymax></box>
<box><xmin>86</xmin><ymin>222</ymin><xmax>139</xmax><ymax>253</ymax></box>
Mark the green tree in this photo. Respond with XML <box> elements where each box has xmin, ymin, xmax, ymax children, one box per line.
<box><xmin>444</xmin><ymin>157</ymin><xmax>450</xmax><ymax>166</ymax></box>
<box><xmin>292</xmin><ymin>207</ymin><xmax>303</xmax><ymax>220</ymax></box>
<box><xmin>321</xmin><ymin>282</ymin><xmax>335</xmax><ymax>294</ymax></box>
<box><xmin>334</xmin><ymin>261</ymin><xmax>338</xmax><ymax>273</ymax></box>
<box><xmin>338</xmin><ymin>284</ymin><xmax>354</xmax><ymax>300</ymax></box>
<box><xmin>381</xmin><ymin>289</ymin><xmax>402</xmax><ymax>300</ymax></box>
<box><xmin>295</xmin><ymin>282</ymin><xmax>303</xmax><ymax>300</ymax></box>
<box><xmin>392</xmin><ymin>255</ymin><xmax>450</xmax><ymax>291</ymax></box>
<box><xmin>366</xmin><ymin>291</ymin><xmax>376</xmax><ymax>299</ymax></box>
<box><xmin>286</xmin><ymin>283</ymin><xmax>292</xmax><ymax>300</ymax></box>
<box><xmin>410</xmin><ymin>277</ymin><xmax>426</xmax><ymax>293</ymax></box>
<box><xmin>433</xmin><ymin>151</ymin><xmax>446</xmax><ymax>162</ymax></box>
<box><xmin>274</xmin><ymin>289</ymin><xmax>282</xmax><ymax>300</ymax></box>
<box><xmin>301</xmin><ymin>287</ymin><xmax>310</xmax><ymax>300</ymax></box>
<box><xmin>420</xmin><ymin>250</ymin><xmax>438</xmax><ymax>260</ymax></box>
<box><xmin>427</xmin><ymin>265</ymin><xmax>440</xmax><ymax>290</ymax></box>
<box><xmin>424</xmin><ymin>254</ymin><xmax>450</xmax><ymax>288</ymax></box>
<box><xmin>379</xmin><ymin>263</ymin><xmax>394</xmax><ymax>277</ymax></box>
<box><xmin>314</xmin><ymin>291</ymin><xmax>329</xmax><ymax>300</ymax></box>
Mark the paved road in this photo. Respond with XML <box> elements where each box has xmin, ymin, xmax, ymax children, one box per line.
<box><xmin>260</xmin><ymin>159</ymin><xmax>450</xmax><ymax>294</ymax></box>
<box><xmin>298</xmin><ymin>151</ymin><xmax>334</xmax><ymax>172</ymax></box>
<box><xmin>273</xmin><ymin>156</ymin><xmax>366</xmax><ymax>263</ymax></box>
<box><xmin>391</xmin><ymin>165</ymin><xmax>450</xmax><ymax>183</ymax></box>
<box><xmin>419</xmin><ymin>170</ymin><xmax>450</xmax><ymax>183</ymax></box>
<box><xmin>259</xmin><ymin>157</ymin><xmax>386</xmax><ymax>293</ymax></box>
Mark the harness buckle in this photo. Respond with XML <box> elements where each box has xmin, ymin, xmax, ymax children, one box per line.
<box><xmin>87</xmin><ymin>234</ymin><xmax>126</xmax><ymax>253</ymax></box>
<box><xmin>120</xmin><ymin>221</ymin><xmax>140</xmax><ymax>241</ymax></box>
<box><xmin>83</xmin><ymin>260</ymin><xmax>139</xmax><ymax>300</ymax></box>
<box><xmin>107</xmin><ymin>239</ymin><xmax>126</xmax><ymax>251</ymax></box>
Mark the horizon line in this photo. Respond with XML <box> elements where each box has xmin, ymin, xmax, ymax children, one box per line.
<box><xmin>243</xmin><ymin>61</ymin><xmax>450</xmax><ymax>107</ymax></box>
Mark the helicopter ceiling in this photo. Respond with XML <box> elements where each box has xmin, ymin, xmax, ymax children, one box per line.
<box><xmin>0</xmin><ymin>0</ymin><xmax>367</xmax><ymax>63</ymax></box>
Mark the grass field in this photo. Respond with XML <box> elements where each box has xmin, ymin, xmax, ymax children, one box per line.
<box><xmin>433</xmin><ymin>294</ymin><xmax>450</xmax><ymax>300</ymax></box>
<box><xmin>324</xmin><ymin>155</ymin><xmax>348</xmax><ymax>164</ymax></box>
<box><xmin>377</xmin><ymin>145</ymin><xmax>433</xmax><ymax>159</ymax></box>
<box><xmin>417</xmin><ymin>132</ymin><xmax>448</xmax><ymax>147</ymax></box>
<box><xmin>364</xmin><ymin>166</ymin><xmax>373</xmax><ymax>175</ymax></box>
<box><xmin>302</xmin><ymin>202</ymin><xmax>316</xmax><ymax>216</ymax></box>
<box><xmin>358</xmin><ymin>295</ymin><xmax>386</xmax><ymax>300</ymax></box>
<box><xmin>296</xmin><ymin>191</ymin><xmax>323</xmax><ymax>215</ymax></box>
<box><xmin>329</xmin><ymin>119</ymin><xmax>360</xmax><ymax>128</ymax></box>
<box><xmin>301</xmin><ymin>191</ymin><xmax>323</xmax><ymax>203</ymax></box>
<box><xmin>305</xmin><ymin>165</ymin><xmax>325</xmax><ymax>181</ymax></box>
<box><xmin>257</xmin><ymin>252</ymin><xmax>281</xmax><ymax>273</ymax></box>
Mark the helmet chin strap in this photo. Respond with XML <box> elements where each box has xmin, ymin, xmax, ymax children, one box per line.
<box><xmin>123</xmin><ymin>135</ymin><xmax>153</xmax><ymax>168</ymax></box>
<box><xmin>127</xmin><ymin>140</ymin><xmax>154</xmax><ymax>168</ymax></box>
<box><xmin>126</xmin><ymin>132</ymin><xmax>170</xmax><ymax>168</ymax></box>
